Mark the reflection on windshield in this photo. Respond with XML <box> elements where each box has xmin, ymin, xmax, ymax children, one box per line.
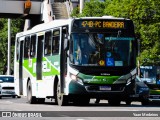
<box><xmin>0</xmin><ymin>77</ymin><xmax>14</xmax><ymax>83</ymax></box>
<box><xmin>70</xmin><ymin>33</ymin><xmax>134</xmax><ymax>67</ymax></box>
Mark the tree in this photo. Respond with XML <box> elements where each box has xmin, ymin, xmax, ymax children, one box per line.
<box><xmin>0</xmin><ymin>18</ymin><xmax>24</xmax><ymax>74</ymax></box>
<box><xmin>104</xmin><ymin>0</ymin><xmax>160</xmax><ymax>65</ymax></box>
<box><xmin>71</xmin><ymin>0</ymin><xmax>106</xmax><ymax>17</ymax></box>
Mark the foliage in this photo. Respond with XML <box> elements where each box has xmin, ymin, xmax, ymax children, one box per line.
<box><xmin>71</xmin><ymin>0</ymin><xmax>160</xmax><ymax>65</ymax></box>
<box><xmin>104</xmin><ymin>0</ymin><xmax>160</xmax><ymax>65</ymax></box>
<box><xmin>0</xmin><ymin>18</ymin><xmax>24</xmax><ymax>74</ymax></box>
<box><xmin>71</xmin><ymin>0</ymin><xmax>106</xmax><ymax>17</ymax></box>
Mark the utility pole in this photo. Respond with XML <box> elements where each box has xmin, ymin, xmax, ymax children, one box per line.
<box><xmin>137</xmin><ymin>38</ymin><xmax>140</xmax><ymax>77</ymax></box>
<box><xmin>7</xmin><ymin>18</ymin><xmax>11</xmax><ymax>75</ymax></box>
<box><xmin>80</xmin><ymin>0</ymin><xmax>84</xmax><ymax>14</ymax></box>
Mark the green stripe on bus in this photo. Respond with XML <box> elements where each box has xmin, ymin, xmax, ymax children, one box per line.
<box><xmin>78</xmin><ymin>73</ymin><xmax>120</xmax><ymax>84</ymax></box>
<box><xmin>23</xmin><ymin>56</ymin><xmax>60</xmax><ymax>77</ymax></box>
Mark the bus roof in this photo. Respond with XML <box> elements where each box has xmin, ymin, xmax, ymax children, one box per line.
<box><xmin>16</xmin><ymin>17</ymin><xmax>131</xmax><ymax>37</ymax></box>
<box><xmin>16</xmin><ymin>19</ymin><xmax>72</xmax><ymax>37</ymax></box>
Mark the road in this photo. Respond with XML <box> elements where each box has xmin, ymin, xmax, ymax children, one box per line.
<box><xmin>0</xmin><ymin>96</ymin><xmax>160</xmax><ymax>120</ymax></box>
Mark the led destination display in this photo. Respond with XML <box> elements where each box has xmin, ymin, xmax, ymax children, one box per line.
<box><xmin>73</xmin><ymin>20</ymin><xmax>125</xmax><ymax>29</ymax></box>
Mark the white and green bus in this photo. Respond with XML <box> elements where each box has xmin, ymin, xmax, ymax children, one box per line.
<box><xmin>14</xmin><ymin>16</ymin><xmax>137</xmax><ymax>106</ymax></box>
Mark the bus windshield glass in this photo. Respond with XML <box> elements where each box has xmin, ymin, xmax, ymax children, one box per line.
<box><xmin>70</xmin><ymin>32</ymin><xmax>135</xmax><ymax>67</ymax></box>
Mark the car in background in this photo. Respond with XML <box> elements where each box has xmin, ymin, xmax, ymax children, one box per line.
<box><xmin>0</xmin><ymin>75</ymin><xmax>17</xmax><ymax>98</ymax></box>
<box><xmin>125</xmin><ymin>76</ymin><xmax>150</xmax><ymax>105</ymax></box>
<box><xmin>139</xmin><ymin>66</ymin><xmax>160</xmax><ymax>101</ymax></box>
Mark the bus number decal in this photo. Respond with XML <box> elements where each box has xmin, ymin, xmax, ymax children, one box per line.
<box><xmin>32</xmin><ymin>61</ymin><xmax>51</xmax><ymax>73</ymax></box>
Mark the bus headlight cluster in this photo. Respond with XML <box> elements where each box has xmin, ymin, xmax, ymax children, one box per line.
<box><xmin>70</xmin><ymin>73</ymin><xmax>83</xmax><ymax>85</ymax></box>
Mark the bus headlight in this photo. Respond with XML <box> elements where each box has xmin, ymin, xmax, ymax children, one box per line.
<box><xmin>70</xmin><ymin>73</ymin><xmax>83</xmax><ymax>85</ymax></box>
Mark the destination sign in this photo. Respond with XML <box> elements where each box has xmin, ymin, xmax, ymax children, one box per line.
<box><xmin>73</xmin><ymin>20</ymin><xmax>125</xmax><ymax>29</ymax></box>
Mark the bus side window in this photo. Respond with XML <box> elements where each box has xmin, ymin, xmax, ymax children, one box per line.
<box><xmin>30</xmin><ymin>35</ymin><xmax>36</xmax><ymax>58</ymax></box>
<box><xmin>44</xmin><ymin>31</ymin><xmax>52</xmax><ymax>56</ymax></box>
<box><xmin>24</xmin><ymin>36</ymin><xmax>30</xmax><ymax>59</ymax></box>
<box><xmin>52</xmin><ymin>30</ymin><xmax>60</xmax><ymax>54</ymax></box>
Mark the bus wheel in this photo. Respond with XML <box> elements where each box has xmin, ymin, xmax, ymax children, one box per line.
<box><xmin>27</xmin><ymin>81</ymin><xmax>37</xmax><ymax>104</ymax></box>
<box><xmin>54</xmin><ymin>81</ymin><xmax>58</xmax><ymax>105</ymax></box>
<box><xmin>56</xmin><ymin>82</ymin><xmax>68</xmax><ymax>106</ymax></box>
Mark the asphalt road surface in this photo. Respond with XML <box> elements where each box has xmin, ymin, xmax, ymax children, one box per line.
<box><xmin>0</xmin><ymin>96</ymin><xmax>160</xmax><ymax>120</ymax></box>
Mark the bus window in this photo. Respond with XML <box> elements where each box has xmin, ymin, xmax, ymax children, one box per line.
<box><xmin>30</xmin><ymin>35</ymin><xmax>36</xmax><ymax>58</ymax></box>
<box><xmin>24</xmin><ymin>36</ymin><xmax>30</xmax><ymax>59</ymax></box>
<box><xmin>52</xmin><ymin>29</ymin><xmax>60</xmax><ymax>54</ymax></box>
<box><xmin>44</xmin><ymin>31</ymin><xmax>52</xmax><ymax>56</ymax></box>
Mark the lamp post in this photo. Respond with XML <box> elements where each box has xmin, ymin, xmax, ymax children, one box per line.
<box><xmin>7</xmin><ymin>18</ymin><xmax>11</xmax><ymax>75</ymax></box>
<box><xmin>80</xmin><ymin>0</ymin><xmax>84</xmax><ymax>14</ymax></box>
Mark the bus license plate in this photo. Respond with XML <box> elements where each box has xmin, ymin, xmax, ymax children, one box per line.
<box><xmin>99</xmin><ymin>86</ymin><xmax>111</xmax><ymax>91</ymax></box>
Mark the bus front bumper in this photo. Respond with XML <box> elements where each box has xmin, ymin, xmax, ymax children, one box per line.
<box><xmin>68</xmin><ymin>80</ymin><xmax>134</xmax><ymax>99</ymax></box>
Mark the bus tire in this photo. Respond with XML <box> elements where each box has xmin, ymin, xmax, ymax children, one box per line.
<box><xmin>27</xmin><ymin>80</ymin><xmax>37</xmax><ymax>104</ymax></box>
<box><xmin>54</xmin><ymin>79</ymin><xmax>58</xmax><ymax>105</ymax></box>
<box><xmin>56</xmin><ymin>81</ymin><xmax>68</xmax><ymax>106</ymax></box>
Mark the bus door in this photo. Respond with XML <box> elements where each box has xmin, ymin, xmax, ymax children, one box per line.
<box><xmin>19</xmin><ymin>38</ymin><xmax>24</xmax><ymax>95</ymax></box>
<box><xmin>36</xmin><ymin>35</ymin><xmax>44</xmax><ymax>80</ymax></box>
<box><xmin>60</xmin><ymin>26</ymin><xmax>69</xmax><ymax>93</ymax></box>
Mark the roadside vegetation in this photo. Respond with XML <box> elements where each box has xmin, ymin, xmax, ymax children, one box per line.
<box><xmin>0</xmin><ymin>19</ymin><xmax>24</xmax><ymax>74</ymax></box>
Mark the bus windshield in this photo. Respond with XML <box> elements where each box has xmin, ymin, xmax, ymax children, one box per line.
<box><xmin>70</xmin><ymin>32</ymin><xmax>135</xmax><ymax>67</ymax></box>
